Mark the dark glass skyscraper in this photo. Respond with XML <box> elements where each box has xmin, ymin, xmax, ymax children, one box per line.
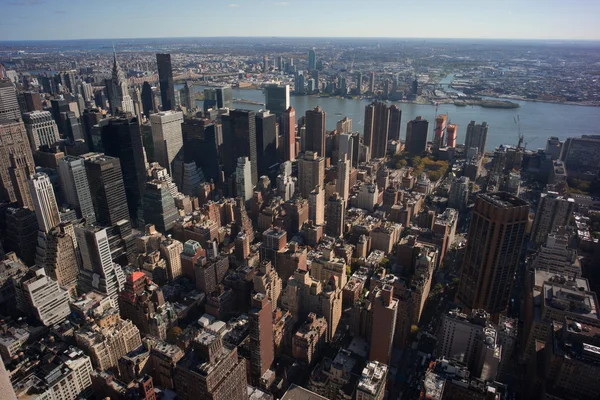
<box><xmin>388</xmin><ymin>104</ymin><xmax>402</xmax><ymax>141</ymax></box>
<box><xmin>255</xmin><ymin>110</ymin><xmax>278</xmax><ymax>178</ymax></box>
<box><xmin>305</xmin><ymin>106</ymin><xmax>326</xmax><ymax>157</ymax></box>
<box><xmin>84</xmin><ymin>154</ymin><xmax>130</xmax><ymax>226</ymax></box>
<box><xmin>156</xmin><ymin>54</ymin><xmax>175</xmax><ymax>111</ymax></box>
<box><xmin>182</xmin><ymin>118</ymin><xmax>222</xmax><ymax>184</ymax></box>
<box><xmin>405</xmin><ymin>116</ymin><xmax>429</xmax><ymax>155</ymax></box>
<box><xmin>101</xmin><ymin>116</ymin><xmax>147</xmax><ymax>222</ymax></box>
<box><xmin>141</xmin><ymin>81</ymin><xmax>154</xmax><ymax>117</ymax></box>
<box><xmin>363</xmin><ymin>101</ymin><xmax>390</xmax><ymax>159</ymax></box>
<box><xmin>222</xmin><ymin>109</ymin><xmax>258</xmax><ymax>186</ymax></box>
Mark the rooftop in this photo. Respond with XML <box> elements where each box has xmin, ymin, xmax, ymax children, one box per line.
<box><xmin>357</xmin><ymin>361</ymin><xmax>387</xmax><ymax>395</ymax></box>
<box><xmin>479</xmin><ymin>192</ymin><xmax>528</xmax><ymax>208</ymax></box>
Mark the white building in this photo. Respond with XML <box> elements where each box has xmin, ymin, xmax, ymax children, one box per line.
<box><xmin>353</xmin><ymin>183</ymin><xmax>379</xmax><ymax>212</ymax></box>
<box><xmin>236</xmin><ymin>157</ymin><xmax>253</xmax><ymax>201</ymax></box>
<box><xmin>58</xmin><ymin>156</ymin><xmax>96</xmax><ymax>224</ymax></box>
<box><xmin>309</xmin><ymin>185</ymin><xmax>325</xmax><ymax>225</ymax></box>
<box><xmin>22</xmin><ymin>111</ymin><xmax>60</xmax><ymax>151</ymax></box>
<box><xmin>14</xmin><ymin>267</ymin><xmax>70</xmax><ymax>327</ymax></box>
<box><xmin>150</xmin><ymin>110</ymin><xmax>184</xmax><ymax>174</ymax></box>
<box><xmin>336</xmin><ymin>154</ymin><xmax>350</xmax><ymax>201</ymax></box>
<box><xmin>29</xmin><ymin>172</ymin><xmax>60</xmax><ymax>234</ymax></box>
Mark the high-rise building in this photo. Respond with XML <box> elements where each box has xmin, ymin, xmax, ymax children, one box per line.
<box><xmin>202</xmin><ymin>86</ymin><xmax>233</xmax><ymax>112</ymax></box>
<box><xmin>143</xmin><ymin>180</ymin><xmax>178</xmax><ymax>233</ymax></box>
<box><xmin>29</xmin><ymin>172</ymin><xmax>60</xmax><ymax>234</ymax></box>
<box><xmin>0</xmin><ymin>79</ymin><xmax>20</xmax><ymax>123</ymax></box>
<box><xmin>369</xmin><ymin>72</ymin><xmax>375</xmax><ymax>94</ymax></box>
<box><xmin>22</xmin><ymin>111</ymin><xmax>60</xmax><ymax>151</ymax></box>
<box><xmin>181</xmin><ymin>81</ymin><xmax>195</xmax><ymax>111</ymax></box>
<box><xmin>298</xmin><ymin>151</ymin><xmax>325</xmax><ymax>198</ymax></box>
<box><xmin>75</xmin><ymin>224</ymin><xmax>125</xmax><ymax>308</ymax></box>
<box><xmin>530</xmin><ymin>191</ymin><xmax>574</xmax><ymax>247</ymax></box>
<box><xmin>405</xmin><ymin>116</ymin><xmax>429</xmax><ymax>155</ymax></box>
<box><xmin>222</xmin><ymin>109</ymin><xmax>258</xmax><ymax>185</ymax></box>
<box><xmin>446</xmin><ymin>123</ymin><xmax>457</xmax><ymax>148</ymax></box>
<box><xmin>255</xmin><ymin>110</ymin><xmax>278</xmax><ymax>177</ymax></box>
<box><xmin>277</xmin><ymin>161</ymin><xmax>296</xmax><ymax>201</ymax></box>
<box><xmin>0</xmin><ymin>121</ymin><xmax>35</xmax><ymax>208</ymax></box>
<box><xmin>248</xmin><ymin>293</ymin><xmax>274</xmax><ymax>385</ymax></box>
<box><xmin>309</xmin><ymin>186</ymin><xmax>325</xmax><ymax>226</ymax></box>
<box><xmin>336</xmin><ymin>117</ymin><xmax>352</xmax><ymax>134</ymax></box>
<box><xmin>174</xmin><ymin>331</ymin><xmax>247</xmax><ymax>400</ymax></box>
<box><xmin>356</xmin><ymin>72</ymin><xmax>363</xmax><ymax>95</ymax></box>
<box><xmin>14</xmin><ymin>267</ymin><xmax>70</xmax><ymax>326</ymax></box>
<box><xmin>336</xmin><ymin>154</ymin><xmax>350</xmax><ymax>200</ymax></box>
<box><xmin>369</xmin><ymin>285</ymin><xmax>398</xmax><ymax>365</ymax></box>
<box><xmin>150</xmin><ymin>110</ymin><xmax>184</xmax><ymax>174</ymax></box>
<box><xmin>4</xmin><ymin>208</ymin><xmax>38</xmax><ymax>266</ymax></box>
<box><xmin>308</xmin><ymin>49</ymin><xmax>317</xmax><ymax>71</ymax></box>
<box><xmin>58</xmin><ymin>156</ymin><xmax>96</xmax><ymax>224</ymax></box>
<box><xmin>105</xmin><ymin>52</ymin><xmax>134</xmax><ymax>115</ymax></box>
<box><xmin>282</xmin><ymin>106</ymin><xmax>296</xmax><ymax>162</ymax></box>
<box><xmin>264</xmin><ymin>84</ymin><xmax>290</xmax><ymax>116</ymax></box>
<box><xmin>448</xmin><ymin>176</ymin><xmax>470</xmax><ymax>211</ymax></box>
<box><xmin>292</xmin><ymin>313</ymin><xmax>327</xmax><ymax>365</ymax></box>
<box><xmin>84</xmin><ymin>154</ymin><xmax>129</xmax><ymax>226</ymax></box>
<box><xmin>235</xmin><ymin>157</ymin><xmax>253</xmax><ymax>202</ymax></box>
<box><xmin>433</xmin><ymin>114</ymin><xmax>447</xmax><ymax>153</ymax></box>
<box><xmin>388</xmin><ymin>105</ymin><xmax>402</xmax><ymax>141</ymax></box>
<box><xmin>305</xmin><ymin>106</ymin><xmax>326</xmax><ymax>157</ymax></box>
<box><xmin>465</xmin><ymin>121</ymin><xmax>488</xmax><ymax>156</ymax></box>
<box><xmin>356</xmin><ymin>361</ymin><xmax>388</xmax><ymax>400</ymax></box>
<box><xmin>457</xmin><ymin>192</ymin><xmax>529</xmax><ymax>315</ymax></box>
<box><xmin>43</xmin><ymin>222</ymin><xmax>80</xmax><ymax>291</ymax></box>
<box><xmin>338</xmin><ymin>132</ymin><xmax>355</xmax><ymax>168</ymax></box>
<box><xmin>363</xmin><ymin>101</ymin><xmax>390</xmax><ymax>159</ymax></box>
<box><xmin>182</xmin><ymin>117</ymin><xmax>222</xmax><ymax>183</ymax></box>
<box><xmin>160</xmin><ymin>236</ymin><xmax>184</xmax><ymax>281</ymax></box>
<box><xmin>141</xmin><ymin>81</ymin><xmax>154</xmax><ymax>117</ymax></box>
<box><xmin>101</xmin><ymin>115</ymin><xmax>147</xmax><ymax>221</ymax></box>
<box><xmin>156</xmin><ymin>53</ymin><xmax>175</xmax><ymax>111</ymax></box>
<box><xmin>325</xmin><ymin>193</ymin><xmax>345</xmax><ymax>238</ymax></box>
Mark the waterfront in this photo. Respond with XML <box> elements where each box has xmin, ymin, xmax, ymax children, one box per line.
<box><xmin>179</xmin><ymin>84</ymin><xmax>600</xmax><ymax>152</ymax></box>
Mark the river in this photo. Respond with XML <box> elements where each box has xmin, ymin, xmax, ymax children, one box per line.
<box><xmin>175</xmin><ymin>84</ymin><xmax>600</xmax><ymax>152</ymax></box>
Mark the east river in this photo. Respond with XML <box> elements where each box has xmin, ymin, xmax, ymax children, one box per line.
<box><xmin>177</xmin><ymin>84</ymin><xmax>600</xmax><ymax>152</ymax></box>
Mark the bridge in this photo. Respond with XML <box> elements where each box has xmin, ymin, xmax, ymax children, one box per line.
<box><xmin>128</xmin><ymin>71</ymin><xmax>240</xmax><ymax>86</ymax></box>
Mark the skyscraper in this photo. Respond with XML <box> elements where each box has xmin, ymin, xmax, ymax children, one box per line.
<box><xmin>101</xmin><ymin>115</ymin><xmax>147</xmax><ymax>221</ymax></box>
<box><xmin>29</xmin><ymin>173</ymin><xmax>60</xmax><ymax>234</ymax></box>
<box><xmin>388</xmin><ymin>105</ymin><xmax>402</xmax><ymax>141</ymax></box>
<box><xmin>255</xmin><ymin>110</ymin><xmax>278</xmax><ymax>177</ymax></box>
<box><xmin>433</xmin><ymin>114</ymin><xmax>447</xmax><ymax>153</ymax></box>
<box><xmin>336</xmin><ymin>117</ymin><xmax>352</xmax><ymax>134</ymax></box>
<box><xmin>339</xmin><ymin>133</ymin><xmax>354</xmax><ymax>168</ymax></box>
<box><xmin>203</xmin><ymin>86</ymin><xmax>233</xmax><ymax>112</ymax></box>
<box><xmin>465</xmin><ymin>121</ymin><xmax>489</xmax><ymax>155</ymax></box>
<box><xmin>456</xmin><ymin>192</ymin><xmax>529</xmax><ymax>316</ymax></box>
<box><xmin>0</xmin><ymin>121</ymin><xmax>35</xmax><ymax>208</ymax></box>
<box><xmin>305</xmin><ymin>106</ymin><xmax>326</xmax><ymax>157</ymax></box>
<box><xmin>369</xmin><ymin>71</ymin><xmax>375</xmax><ymax>94</ymax></box>
<box><xmin>236</xmin><ymin>157</ymin><xmax>253</xmax><ymax>201</ymax></box>
<box><xmin>248</xmin><ymin>293</ymin><xmax>274</xmax><ymax>385</ymax></box>
<box><xmin>222</xmin><ymin>109</ymin><xmax>258</xmax><ymax>185</ymax></box>
<box><xmin>150</xmin><ymin>110</ymin><xmax>184</xmax><ymax>174</ymax></box>
<box><xmin>363</xmin><ymin>101</ymin><xmax>390</xmax><ymax>159</ymax></box>
<box><xmin>530</xmin><ymin>191</ymin><xmax>574</xmax><ymax>247</ymax></box>
<box><xmin>141</xmin><ymin>81</ymin><xmax>154</xmax><ymax>117</ymax></box>
<box><xmin>58</xmin><ymin>156</ymin><xmax>96</xmax><ymax>224</ymax></box>
<box><xmin>356</xmin><ymin>72</ymin><xmax>363</xmax><ymax>95</ymax></box>
<box><xmin>84</xmin><ymin>154</ymin><xmax>129</xmax><ymax>226</ymax></box>
<box><xmin>325</xmin><ymin>193</ymin><xmax>345</xmax><ymax>238</ymax></box>
<box><xmin>105</xmin><ymin>52</ymin><xmax>134</xmax><ymax>115</ymax></box>
<box><xmin>264</xmin><ymin>84</ymin><xmax>290</xmax><ymax>116</ymax></box>
<box><xmin>446</xmin><ymin>123</ymin><xmax>457</xmax><ymax>148</ymax></box>
<box><xmin>336</xmin><ymin>154</ymin><xmax>350</xmax><ymax>200</ymax></box>
<box><xmin>75</xmin><ymin>224</ymin><xmax>125</xmax><ymax>308</ymax></box>
<box><xmin>22</xmin><ymin>111</ymin><xmax>60</xmax><ymax>152</ymax></box>
<box><xmin>369</xmin><ymin>285</ymin><xmax>398</xmax><ymax>365</ymax></box>
<box><xmin>309</xmin><ymin>186</ymin><xmax>325</xmax><ymax>226</ymax></box>
<box><xmin>182</xmin><ymin>117</ymin><xmax>222</xmax><ymax>183</ymax></box>
<box><xmin>405</xmin><ymin>116</ymin><xmax>429</xmax><ymax>155</ymax></box>
<box><xmin>282</xmin><ymin>106</ymin><xmax>296</xmax><ymax>162</ymax></box>
<box><xmin>43</xmin><ymin>222</ymin><xmax>80</xmax><ymax>291</ymax></box>
<box><xmin>308</xmin><ymin>49</ymin><xmax>317</xmax><ymax>71</ymax></box>
<box><xmin>298</xmin><ymin>151</ymin><xmax>325</xmax><ymax>198</ymax></box>
<box><xmin>142</xmin><ymin>180</ymin><xmax>178</xmax><ymax>233</ymax></box>
<box><xmin>0</xmin><ymin>79</ymin><xmax>20</xmax><ymax>123</ymax></box>
<box><xmin>181</xmin><ymin>81</ymin><xmax>195</xmax><ymax>111</ymax></box>
<box><xmin>156</xmin><ymin>53</ymin><xmax>175</xmax><ymax>111</ymax></box>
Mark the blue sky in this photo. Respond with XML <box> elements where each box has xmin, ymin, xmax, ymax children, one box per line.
<box><xmin>1</xmin><ymin>0</ymin><xmax>599</xmax><ymax>41</ymax></box>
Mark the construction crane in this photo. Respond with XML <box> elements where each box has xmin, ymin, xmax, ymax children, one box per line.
<box><xmin>514</xmin><ymin>115</ymin><xmax>524</xmax><ymax>149</ymax></box>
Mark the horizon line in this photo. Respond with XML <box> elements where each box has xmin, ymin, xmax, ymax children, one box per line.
<box><xmin>1</xmin><ymin>35</ymin><xmax>599</xmax><ymax>43</ymax></box>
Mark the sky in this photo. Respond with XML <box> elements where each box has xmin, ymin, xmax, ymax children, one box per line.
<box><xmin>1</xmin><ymin>0</ymin><xmax>599</xmax><ymax>41</ymax></box>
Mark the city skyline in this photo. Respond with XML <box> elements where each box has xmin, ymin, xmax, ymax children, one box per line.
<box><xmin>1</xmin><ymin>0</ymin><xmax>599</xmax><ymax>41</ymax></box>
